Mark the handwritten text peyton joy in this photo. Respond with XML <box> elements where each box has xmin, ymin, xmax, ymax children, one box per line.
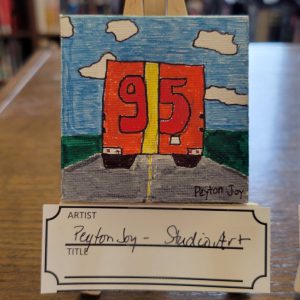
<box><xmin>194</xmin><ymin>185</ymin><xmax>244</xmax><ymax>200</ymax></box>
<box><xmin>67</xmin><ymin>224</ymin><xmax>251</xmax><ymax>254</ymax></box>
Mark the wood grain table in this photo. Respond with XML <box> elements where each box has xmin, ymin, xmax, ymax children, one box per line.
<box><xmin>0</xmin><ymin>43</ymin><xmax>299</xmax><ymax>299</ymax></box>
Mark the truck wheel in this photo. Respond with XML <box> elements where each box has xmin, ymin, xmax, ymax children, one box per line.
<box><xmin>102</xmin><ymin>154</ymin><xmax>136</xmax><ymax>169</ymax></box>
<box><xmin>172</xmin><ymin>154</ymin><xmax>201</xmax><ymax>168</ymax></box>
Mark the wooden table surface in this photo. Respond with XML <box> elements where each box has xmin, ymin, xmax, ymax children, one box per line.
<box><xmin>0</xmin><ymin>43</ymin><xmax>299</xmax><ymax>299</ymax></box>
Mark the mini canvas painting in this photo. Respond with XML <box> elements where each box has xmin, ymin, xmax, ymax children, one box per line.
<box><xmin>61</xmin><ymin>15</ymin><xmax>248</xmax><ymax>203</ymax></box>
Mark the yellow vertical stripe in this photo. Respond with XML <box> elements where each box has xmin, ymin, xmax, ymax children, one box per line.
<box><xmin>142</xmin><ymin>62</ymin><xmax>159</xmax><ymax>154</ymax></box>
<box><xmin>145</xmin><ymin>155</ymin><xmax>153</xmax><ymax>202</ymax></box>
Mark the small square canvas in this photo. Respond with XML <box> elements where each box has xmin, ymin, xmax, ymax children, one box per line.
<box><xmin>61</xmin><ymin>15</ymin><xmax>248</xmax><ymax>203</ymax></box>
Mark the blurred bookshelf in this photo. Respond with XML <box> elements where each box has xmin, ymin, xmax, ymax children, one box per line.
<box><xmin>0</xmin><ymin>0</ymin><xmax>124</xmax><ymax>88</ymax></box>
<box><xmin>0</xmin><ymin>0</ymin><xmax>60</xmax><ymax>87</ymax></box>
<box><xmin>60</xmin><ymin>0</ymin><xmax>123</xmax><ymax>14</ymax></box>
<box><xmin>1</xmin><ymin>0</ymin><xmax>300</xmax><ymax>89</ymax></box>
<box><xmin>0</xmin><ymin>0</ymin><xmax>35</xmax><ymax>86</ymax></box>
<box><xmin>186</xmin><ymin>0</ymin><xmax>300</xmax><ymax>42</ymax></box>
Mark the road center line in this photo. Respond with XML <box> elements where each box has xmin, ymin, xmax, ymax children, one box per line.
<box><xmin>146</xmin><ymin>155</ymin><xmax>153</xmax><ymax>203</ymax></box>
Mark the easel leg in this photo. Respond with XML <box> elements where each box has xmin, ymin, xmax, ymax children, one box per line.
<box><xmin>80</xmin><ymin>290</ymin><xmax>102</xmax><ymax>299</ymax></box>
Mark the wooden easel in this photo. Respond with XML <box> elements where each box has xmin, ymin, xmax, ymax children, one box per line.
<box><xmin>81</xmin><ymin>0</ymin><xmax>187</xmax><ymax>297</ymax></box>
<box><xmin>124</xmin><ymin>0</ymin><xmax>187</xmax><ymax>16</ymax></box>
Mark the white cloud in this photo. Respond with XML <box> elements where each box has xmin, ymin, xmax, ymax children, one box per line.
<box><xmin>106</xmin><ymin>20</ymin><xmax>138</xmax><ymax>42</ymax></box>
<box><xmin>78</xmin><ymin>52</ymin><xmax>117</xmax><ymax>79</ymax></box>
<box><xmin>193</xmin><ymin>30</ymin><xmax>237</xmax><ymax>55</ymax></box>
<box><xmin>205</xmin><ymin>86</ymin><xmax>247</xmax><ymax>105</ymax></box>
<box><xmin>61</xmin><ymin>16</ymin><xmax>74</xmax><ymax>38</ymax></box>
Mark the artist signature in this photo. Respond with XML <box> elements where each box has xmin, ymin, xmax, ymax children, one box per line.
<box><xmin>194</xmin><ymin>184</ymin><xmax>244</xmax><ymax>200</ymax></box>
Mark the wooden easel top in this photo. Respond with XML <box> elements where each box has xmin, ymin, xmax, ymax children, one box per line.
<box><xmin>123</xmin><ymin>0</ymin><xmax>188</xmax><ymax>16</ymax></box>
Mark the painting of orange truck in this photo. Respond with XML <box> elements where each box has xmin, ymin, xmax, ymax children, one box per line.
<box><xmin>61</xmin><ymin>15</ymin><xmax>248</xmax><ymax>202</ymax></box>
<box><xmin>102</xmin><ymin>61</ymin><xmax>205</xmax><ymax>169</ymax></box>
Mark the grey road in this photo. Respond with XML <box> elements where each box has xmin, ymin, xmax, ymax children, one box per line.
<box><xmin>62</xmin><ymin>155</ymin><xmax>248</xmax><ymax>203</ymax></box>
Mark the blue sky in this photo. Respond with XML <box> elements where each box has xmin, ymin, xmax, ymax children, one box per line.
<box><xmin>62</xmin><ymin>16</ymin><xmax>248</xmax><ymax>136</ymax></box>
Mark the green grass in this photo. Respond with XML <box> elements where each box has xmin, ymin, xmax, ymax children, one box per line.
<box><xmin>61</xmin><ymin>131</ymin><xmax>248</xmax><ymax>175</ymax></box>
<box><xmin>61</xmin><ymin>135</ymin><xmax>102</xmax><ymax>168</ymax></box>
<box><xmin>203</xmin><ymin>130</ymin><xmax>248</xmax><ymax>175</ymax></box>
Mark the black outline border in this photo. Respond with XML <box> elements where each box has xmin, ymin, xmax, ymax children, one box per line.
<box><xmin>159</xmin><ymin>77</ymin><xmax>191</xmax><ymax>135</ymax></box>
<box><xmin>192</xmin><ymin>30</ymin><xmax>238</xmax><ymax>56</ymax></box>
<box><xmin>60</xmin><ymin>16</ymin><xmax>75</xmax><ymax>39</ymax></box>
<box><xmin>204</xmin><ymin>85</ymin><xmax>248</xmax><ymax>107</ymax></box>
<box><xmin>78</xmin><ymin>52</ymin><xmax>117</xmax><ymax>80</ymax></box>
<box><xmin>118</xmin><ymin>75</ymin><xmax>148</xmax><ymax>134</ymax></box>
<box><xmin>105</xmin><ymin>19</ymin><xmax>139</xmax><ymax>43</ymax></box>
<box><xmin>44</xmin><ymin>205</ymin><xmax>268</xmax><ymax>290</ymax></box>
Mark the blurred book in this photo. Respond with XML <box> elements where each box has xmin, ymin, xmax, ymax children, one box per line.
<box><xmin>251</xmin><ymin>4</ymin><xmax>297</xmax><ymax>42</ymax></box>
<box><xmin>0</xmin><ymin>39</ymin><xmax>22</xmax><ymax>83</ymax></box>
<box><xmin>293</xmin><ymin>15</ymin><xmax>300</xmax><ymax>42</ymax></box>
<box><xmin>0</xmin><ymin>0</ymin><xmax>12</xmax><ymax>34</ymax></box>
<box><xmin>60</xmin><ymin>0</ymin><xmax>122</xmax><ymax>14</ymax></box>
<box><xmin>34</xmin><ymin>0</ymin><xmax>60</xmax><ymax>35</ymax></box>
<box><xmin>61</xmin><ymin>0</ymin><xmax>80</xmax><ymax>14</ymax></box>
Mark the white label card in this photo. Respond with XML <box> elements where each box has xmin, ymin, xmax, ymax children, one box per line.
<box><xmin>41</xmin><ymin>204</ymin><xmax>270</xmax><ymax>293</ymax></box>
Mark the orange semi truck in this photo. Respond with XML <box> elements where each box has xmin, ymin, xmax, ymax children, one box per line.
<box><xmin>102</xmin><ymin>61</ymin><xmax>205</xmax><ymax>169</ymax></box>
